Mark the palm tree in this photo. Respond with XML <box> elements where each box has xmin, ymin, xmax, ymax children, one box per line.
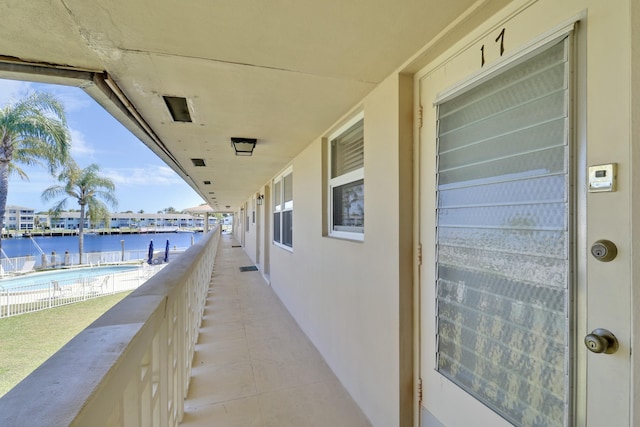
<box><xmin>0</xmin><ymin>91</ymin><xmax>70</xmax><ymax>249</ymax></box>
<box><xmin>42</xmin><ymin>161</ymin><xmax>117</xmax><ymax>264</ymax></box>
<box><xmin>87</xmin><ymin>202</ymin><xmax>111</xmax><ymax>231</ymax></box>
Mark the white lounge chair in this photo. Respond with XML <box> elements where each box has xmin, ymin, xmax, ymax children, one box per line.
<box><xmin>14</xmin><ymin>260</ymin><xmax>35</xmax><ymax>275</ymax></box>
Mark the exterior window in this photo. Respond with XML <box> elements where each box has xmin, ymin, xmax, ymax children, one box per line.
<box><xmin>273</xmin><ymin>168</ymin><xmax>293</xmax><ymax>249</ymax></box>
<box><xmin>329</xmin><ymin>114</ymin><xmax>364</xmax><ymax>240</ymax></box>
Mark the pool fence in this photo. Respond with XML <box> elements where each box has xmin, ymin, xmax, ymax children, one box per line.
<box><xmin>0</xmin><ymin>246</ymin><xmax>180</xmax><ymax>318</ymax></box>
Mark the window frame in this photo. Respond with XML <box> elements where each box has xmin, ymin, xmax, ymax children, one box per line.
<box><xmin>328</xmin><ymin>112</ymin><xmax>364</xmax><ymax>241</ymax></box>
<box><xmin>273</xmin><ymin>166</ymin><xmax>293</xmax><ymax>251</ymax></box>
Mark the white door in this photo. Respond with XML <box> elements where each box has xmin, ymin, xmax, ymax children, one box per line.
<box><xmin>418</xmin><ymin>31</ymin><xmax>631</xmax><ymax>426</ymax></box>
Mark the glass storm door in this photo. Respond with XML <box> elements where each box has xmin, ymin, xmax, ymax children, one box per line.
<box><xmin>421</xmin><ymin>38</ymin><xmax>574</xmax><ymax>427</ymax></box>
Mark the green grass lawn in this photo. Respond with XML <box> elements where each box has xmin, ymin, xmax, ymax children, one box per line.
<box><xmin>0</xmin><ymin>292</ymin><xmax>130</xmax><ymax>398</ymax></box>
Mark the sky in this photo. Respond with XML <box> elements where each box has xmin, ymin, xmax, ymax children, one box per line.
<box><xmin>0</xmin><ymin>78</ymin><xmax>206</xmax><ymax>214</ymax></box>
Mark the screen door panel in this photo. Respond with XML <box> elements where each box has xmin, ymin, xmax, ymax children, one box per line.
<box><xmin>435</xmin><ymin>40</ymin><xmax>570</xmax><ymax>426</ymax></box>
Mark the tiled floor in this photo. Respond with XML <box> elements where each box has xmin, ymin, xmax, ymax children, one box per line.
<box><xmin>181</xmin><ymin>234</ymin><xmax>371</xmax><ymax>427</ymax></box>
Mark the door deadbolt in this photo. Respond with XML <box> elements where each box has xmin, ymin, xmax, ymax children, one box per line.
<box><xmin>584</xmin><ymin>328</ymin><xmax>619</xmax><ymax>354</ymax></box>
<box><xmin>590</xmin><ymin>240</ymin><xmax>617</xmax><ymax>262</ymax></box>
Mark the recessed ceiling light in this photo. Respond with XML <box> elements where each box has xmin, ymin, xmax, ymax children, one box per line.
<box><xmin>191</xmin><ymin>158</ymin><xmax>205</xmax><ymax>167</ymax></box>
<box><xmin>163</xmin><ymin>96</ymin><xmax>192</xmax><ymax>122</ymax></box>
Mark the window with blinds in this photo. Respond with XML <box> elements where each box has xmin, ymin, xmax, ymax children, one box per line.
<box><xmin>329</xmin><ymin>114</ymin><xmax>364</xmax><ymax>239</ymax></box>
<box><xmin>273</xmin><ymin>168</ymin><xmax>293</xmax><ymax>249</ymax></box>
<box><xmin>435</xmin><ymin>39</ymin><xmax>570</xmax><ymax>426</ymax></box>
<box><xmin>331</xmin><ymin>121</ymin><xmax>364</xmax><ymax>177</ymax></box>
<box><xmin>273</xmin><ymin>179</ymin><xmax>282</xmax><ymax>244</ymax></box>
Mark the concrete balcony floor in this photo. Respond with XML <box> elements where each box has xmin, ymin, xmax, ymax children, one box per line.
<box><xmin>181</xmin><ymin>234</ymin><xmax>371</xmax><ymax>427</ymax></box>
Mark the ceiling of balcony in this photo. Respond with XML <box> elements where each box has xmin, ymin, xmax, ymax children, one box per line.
<box><xmin>0</xmin><ymin>0</ymin><xmax>508</xmax><ymax>212</ymax></box>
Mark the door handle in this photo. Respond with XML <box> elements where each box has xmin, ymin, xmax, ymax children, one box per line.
<box><xmin>584</xmin><ymin>328</ymin><xmax>619</xmax><ymax>354</ymax></box>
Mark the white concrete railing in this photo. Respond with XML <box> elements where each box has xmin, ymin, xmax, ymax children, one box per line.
<box><xmin>0</xmin><ymin>225</ymin><xmax>221</xmax><ymax>427</ymax></box>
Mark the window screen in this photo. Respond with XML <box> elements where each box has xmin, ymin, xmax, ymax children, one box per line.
<box><xmin>273</xmin><ymin>168</ymin><xmax>293</xmax><ymax>248</ymax></box>
<box><xmin>274</xmin><ymin>212</ymin><xmax>281</xmax><ymax>244</ymax></box>
<box><xmin>329</xmin><ymin>116</ymin><xmax>364</xmax><ymax>237</ymax></box>
<box><xmin>435</xmin><ymin>39</ymin><xmax>570</xmax><ymax>426</ymax></box>
<box><xmin>273</xmin><ymin>179</ymin><xmax>282</xmax><ymax>244</ymax></box>
<box><xmin>332</xmin><ymin>179</ymin><xmax>364</xmax><ymax>231</ymax></box>
<box><xmin>283</xmin><ymin>173</ymin><xmax>293</xmax><ymax>246</ymax></box>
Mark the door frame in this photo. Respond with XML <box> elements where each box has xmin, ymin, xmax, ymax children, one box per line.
<box><xmin>412</xmin><ymin>11</ymin><xmax>629</xmax><ymax>426</ymax></box>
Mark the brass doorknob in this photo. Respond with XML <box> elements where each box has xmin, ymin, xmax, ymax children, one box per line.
<box><xmin>584</xmin><ymin>328</ymin><xmax>619</xmax><ymax>354</ymax></box>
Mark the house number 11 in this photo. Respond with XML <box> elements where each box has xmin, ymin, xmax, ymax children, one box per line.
<box><xmin>481</xmin><ymin>28</ymin><xmax>506</xmax><ymax>67</ymax></box>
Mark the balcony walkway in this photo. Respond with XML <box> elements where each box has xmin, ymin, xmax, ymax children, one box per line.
<box><xmin>181</xmin><ymin>234</ymin><xmax>371</xmax><ymax>427</ymax></box>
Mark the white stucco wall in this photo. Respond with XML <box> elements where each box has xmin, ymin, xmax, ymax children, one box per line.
<box><xmin>263</xmin><ymin>73</ymin><xmax>413</xmax><ymax>426</ymax></box>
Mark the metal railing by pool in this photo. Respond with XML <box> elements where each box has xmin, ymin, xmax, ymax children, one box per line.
<box><xmin>0</xmin><ymin>264</ymin><xmax>165</xmax><ymax>318</ymax></box>
<box><xmin>0</xmin><ymin>225</ymin><xmax>221</xmax><ymax>427</ymax></box>
<box><xmin>0</xmin><ymin>248</ymin><xmax>188</xmax><ymax>274</ymax></box>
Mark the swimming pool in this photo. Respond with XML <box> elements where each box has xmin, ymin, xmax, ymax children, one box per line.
<box><xmin>0</xmin><ymin>265</ymin><xmax>141</xmax><ymax>290</ymax></box>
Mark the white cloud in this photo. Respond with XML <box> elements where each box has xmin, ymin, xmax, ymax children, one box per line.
<box><xmin>6</xmin><ymin>164</ymin><xmax>203</xmax><ymax>213</ymax></box>
<box><xmin>0</xmin><ymin>79</ymin><xmax>32</xmax><ymax>106</ymax></box>
<box><xmin>46</xmin><ymin>86</ymin><xmax>92</xmax><ymax>113</ymax></box>
<box><xmin>6</xmin><ymin>169</ymin><xmax>57</xmax><ymax>211</ymax></box>
<box><xmin>69</xmin><ymin>127</ymin><xmax>95</xmax><ymax>158</ymax></box>
<box><xmin>104</xmin><ymin>165</ymin><xmax>184</xmax><ymax>186</ymax></box>
<box><xmin>0</xmin><ymin>79</ymin><xmax>90</xmax><ymax>113</ymax></box>
<box><xmin>0</xmin><ymin>79</ymin><xmax>203</xmax><ymax>214</ymax></box>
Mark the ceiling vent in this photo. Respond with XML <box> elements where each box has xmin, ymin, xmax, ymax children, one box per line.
<box><xmin>203</xmin><ymin>180</ymin><xmax>211</xmax><ymax>185</ymax></box>
<box><xmin>163</xmin><ymin>96</ymin><xmax>192</xmax><ymax>122</ymax></box>
<box><xmin>191</xmin><ymin>158</ymin><xmax>206</xmax><ymax>167</ymax></box>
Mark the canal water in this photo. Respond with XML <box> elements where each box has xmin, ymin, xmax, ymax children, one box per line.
<box><xmin>0</xmin><ymin>232</ymin><xmax>204</xmax><ymax>258</ymax></box>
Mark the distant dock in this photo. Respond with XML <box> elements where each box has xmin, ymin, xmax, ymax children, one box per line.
<box><xmin>3</xmin><ymin>227</ymin><xmax>203</xmax><ymax>239</ymax></box>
